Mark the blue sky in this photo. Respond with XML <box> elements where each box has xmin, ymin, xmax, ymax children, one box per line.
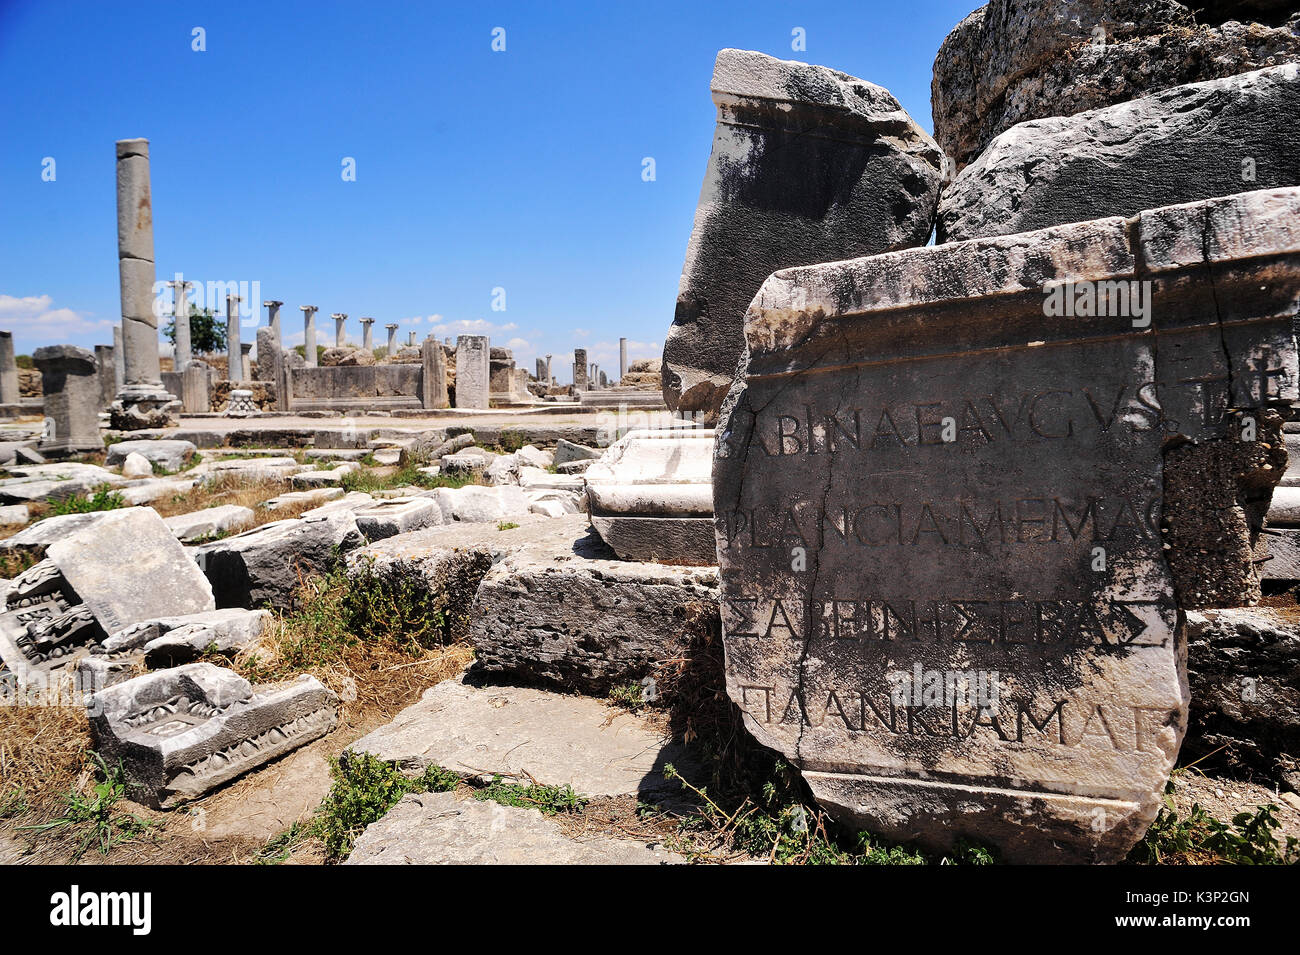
<box><xmin>0</xmin><ymin>0</ymin><xmax>975</xmax><ymax>380</ymax></box>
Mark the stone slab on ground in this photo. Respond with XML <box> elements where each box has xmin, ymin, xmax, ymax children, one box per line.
<box><xmin>163</xmin><ymin>504</ymin><xmax>255</xmax><ymax>542</ymax></box>
<box><xmin>346</xmin><ymin>676</ymin><xmax>694</xmax><ymax>799</ymax></box>
<box><xmin>468</xmin><ymin>526</ymin><xmax>719</xmax><ymax>693</ymax></box>
<box><xmin>89</xmin><ymin>664</ymin><xmax>339</xmax><ymax>808</ymax></box>
<box><xmin>353</xmin><ymin>497</ymin><xmax>442</xmax><ymax>540</ymax></box>
<box><xmin>0</xmin><ymin>511</ymin><xmax>113</xmax><ymax>556</ymax></box>
<box><xmin>343</xmin><ymin>790</ymin><xmax>681</xmax><ymax>865</ymax></box>
<box><xmin>106</xmin><ymin>439</ymin><xmax>197</xmax><ymax>472</ymax></box>
<box><xmin>193</xmin><ymin>511</ymin><xmax>364</xmax><ymax>610</ymax></box>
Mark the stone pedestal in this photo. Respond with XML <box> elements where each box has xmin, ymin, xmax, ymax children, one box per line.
<box><xmin>454</xmin><ymin>335</ymin><xmax>489</xmax><ymax>409</ymax></box>
<box><xmin>181</xmin><ymin>363</ymin><xmax>211</xmax><ymax>413</ymax></box>
<box><xmin>421</xmin><ymin>338</ymin><xmax>449</xmax><ymax>410</ymax></box>
<box><xmin>573</xmin><ymin>348</ymin><xmax>588</xmax><ymax>391</ymax></box>
<box><xmin>94</xmin><ymin>344</ymin><xmax>117</xmax><ymax>409</ymax></box>
<box><xmin>0</xmin><ymin>331</ymin><xmax>19</xmax><ymax>405</ymax></box>
<box><xmin>111</xmin><ymin>139</ymin><xmax>179</xmax><ymax>430</ymax></box>
<box><xmin>256</xmin><ymin>327</ymin><xmax>279</xmax><ymax>384</ymax></box>
<box><xmin>34</xmin><ymin>345</ymin><xmax>104</xmax><ymax>456</ymax></box>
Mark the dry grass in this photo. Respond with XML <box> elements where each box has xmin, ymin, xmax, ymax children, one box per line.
<box><xmin>0</xmin><ymin>698</ymin><xmax>92</xmax><ymax>821</ymax></box>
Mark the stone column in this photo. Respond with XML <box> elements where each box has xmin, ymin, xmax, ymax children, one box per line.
<box><xmin>181</xmin><ymin>362</ymin><xmax>211</xmax><ymax>413</ymax></box>
<box><xmin>226</xmin><ymin>294</ymin><xmax>242</xmax><ymax>382</ymax></box>
<box><xmin>360</xmin><ymin>317</ymin><xmax>374</xmax><ymax>351</ymax></box>
<box><xmin>407</xmin><ymin>331</ymin><xmax>416</xmax><ymax>347</ymax></box>
<box><xmin>0</xmin><ymin>331</ymin><xmax>18</xmax><ymax>405</ymax></box>
<box><xmin>332</xmin><ymin>313</ymin><xmax>347</xmax><ymax>348</ymax></box>
<box><xmin>535</xmin><ymin>358</ymin><xmax>546</xmax><ymax>381</ymax></box>
<box><xmin>170</xmin><ymin>278</ymin><xmax>194</xmax><ymax>370</ymax></box>
<box><xmin>590</xmin><ymin>364</ymin><xmax>599</xmax><ymax>390</ymax></box>
<box><xmin>241</xmin><ymin>342</ymin><xmax>253</xmax><ymax>380</ymax></box>
<box><xmin>545</xmin><ymin>354</ymin><xmax>553</xmax><ymax>385</ymax></box>
<box><xmin>619</xmin><ymin>337</ymin><xmax>628</xmax><ymax>382</ymax></box>
<box><xmin>35</xmin><ymin>345</ymin><xmax>103</xmax><ymax>456</ymax></box>
<box><xmin>113</xmin><ymin>138</ymin><xmax>178</xmax><ymax>429</ymax></box>
<box><xmin>421</xmin><ymin>337</ymin><xmax>449</xmax><ymax>409</ymax></box>
<box><xmin>573</xmin><ymin>348</ymin><xmax>588</xmax><ymax>391</ymax></box>
<box><xmin>454</xmin><ymin>335</ymin><xmax>489</xmax><ymax>409</ymax></box>
<box><xmin>385</xmin><ymin>323</ymin><xmax>399</xmax><ymax>357</ymax></box>
<box><xmin>94</xmin><ymin>345</ymin><xmax>116</xmax><ymax>409</ymax></box>
<box><xmin>256</xmin><ymin>327</ymin><xmax>279</xmax><ymax>383</ymax></box>
<box><xmin>264</xmin><ymin>300</ymin><xmax>283</xmax><ymax>346</ymax></box>
<box><xmin>300</xmin><ymin>305</ymin><xmax>318</xmax><ymax>367</ymax></box>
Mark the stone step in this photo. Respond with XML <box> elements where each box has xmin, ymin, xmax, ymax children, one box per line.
<box><xmin>345</xmin><ymin>676</ymin><xmax>698</xmax><ymax>801</ymax></box>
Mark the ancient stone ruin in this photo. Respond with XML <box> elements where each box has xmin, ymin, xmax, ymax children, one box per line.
<box><xmin>3</xmin><ymin>0</ymin><xmax>1300</xmax><ymax>872</ymax></box>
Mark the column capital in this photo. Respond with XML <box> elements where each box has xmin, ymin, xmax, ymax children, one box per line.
<box><xmin>263</xmin><ymin>300</ymin><xmax>283</xmax><ymax>308</ymax></box>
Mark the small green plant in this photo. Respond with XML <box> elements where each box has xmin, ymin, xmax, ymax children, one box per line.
<box><xmin>316</xmin><ymin>753</ymin><xmax>459</xmax><ymax>862</ymax></box>
<box><xmin>472</xmin><ymin>776</ymin><xmax>586</xmax><ymax>815</ymax></box>
<box><xmin>498</xmin><ymin>429</ymin><xmax>526</xmax><ymax>453</ymax></box>
<box><xmin>254</xmin><ymin>820</ymin><xmax>315</xmax><ymax>865</ymax></box>
<box><xmin>17</xmin><ymin>754</ymin><xmax>155</xmax><ymax>860</ymax></box>
<box><xmin>497</xmin><ymin>521</ymin><xmax>520</xmax><ymax>531</ymax></box>
<box><xmin>1132</xmin><ymin>781</ymin><xmax>1299</xmax><ymax>864</ymax></box>
<box><xmin>608</xmin><ymin>683</ymin><xmax>646</xmax><ymax>711</ymax></box>
<box><xmin>50</xmin><ymin>485</ymin><xmax>128</xmax><ymax>516</ymax></box>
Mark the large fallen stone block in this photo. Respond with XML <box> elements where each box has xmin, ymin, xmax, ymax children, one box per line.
<box><xmin>193</xmin><ymin>511</ymin><xmax>364</xmax><ymax>610</ymax></box>
<box><xmin>102</xmin><ymin>607</ymin><xmax>271</xmax><ymax>666</ymax></box>
<box><xmin>431</xmin><ymin>484</ymin><xmax>530</xmax><ymax>523</ymax></box>
<box><xmin>712</xmin><ymin>187</ymin><xmax>1300</xmax><ymax>862</ymax></box>
<box><xmin>468</xmin><ymin>528</ymin><xmax>719</xmax><ymax>693</ymax></box>
<box><xmin>585</xmin><ymin>428</ymin><xmax>716</xmax><ymax>565</ymax></box>
<box><xmin>0</xmin><ymin>509</ymin><xmax>216</xmax><ymax>684</ymax></box>
<box><xmin>939</xmin><ymin>65</ymin><xmax>1300</xmax><ymax>242</ymax></box>
<box><xmin>346</xmin><ymin>677</ymin><xmax>694</xmax><ymax>798</ymax></box>
<box><xmin>0</xmin><ymin>511</ymin><xmax>113</xmax><ymax>558</ymax></box>
<box><xmin>932</xmin><ymin>0</ymin><xmax>1300</xmax><ymax>170</ymax></box>
<box><xmin>353</xmin><ymin>497</ymin><xmax>441</xmax><ymax>541</ymax></box>
<box><xmin>88</xmin><ymin>663</ymin><xmax>338</xmax><ymax>807</ymax></box>
<box><xmin>344</xmin><ymin>791</ymin><xmax>680</xmax><ymax>865</ymax></box>
<box><xmin>0</xmin><ymin>464</ymin><xmax>127</xmax><ymax>505</ymax></box>
<box><xmin>662</xmin><ymin>48</ymin><xmax>942</xmax><ymax>421</ymax></box>
<box><xmin>163</xmin><ymin>504</ymin><xmax>254</xmax><ymax>542</ymax></box>
<box><xmin>1184</xmin><ymin>607</ymin><xmax>1300</xmax><ymax>789</ymax></box>
<box><xmin>105</xmin><ymin>439</ymin><xmax>196</xmax><ymax>472</ymax></box>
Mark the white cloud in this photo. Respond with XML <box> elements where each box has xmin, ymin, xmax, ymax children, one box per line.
<box><xmin>0</xmin><ymin>294</ymin><xmax>115</xmax><ymax>349</ymax></box>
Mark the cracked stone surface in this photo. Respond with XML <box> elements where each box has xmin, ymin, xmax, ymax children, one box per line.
<box><xmin>932</xmin><ymin>0</ymin><xmax>1300</xmax><ymax>171</ymax></box>
<box><xmin>938</xmin><ymin>65</ymin><xmax>1300</xmax><ymax>242</ymax></box>
<box><xmin>711</xmin><ymin>187</ymin><xmax>1299</xmax><ymax>862</ymax></box>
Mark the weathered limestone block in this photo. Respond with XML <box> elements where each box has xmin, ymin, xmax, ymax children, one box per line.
<box><xmin>193</xmin><ymin>511</ymin><xmax>364</xmax><ymax>610</ymax></box>
<box><xmin>584</xmin><ymin>428</ymin><xmax>716</xmax><ymax>565</ymax></box>
<box><xmin>0</xmin><ymin>508</ymin><xmax>215</xmax><ymax>684</ymax></box>
<box><xmin>106</xmin><ymin>439</ymin><xmax>196</xmax><ymax>472</ymax></box>
<box><xmin>554</xmin><ymin>438</ymin><xmax>602</xmax><ymax>465</ymax></box>
<box><xmin>713</xmin><ymin>188</ymin><xmax>1300</xmax><ymax>862</ymax></box>
<box><xmin>120</xmin><ymin>452</ymin><xmax>152</xmax><ymax>478</ymax></box>
<box><xmin>34</xmin><ymin>345</ymin><xmax>104</xmax><ymax>456</ymax></box>
<box><xmin>468</xmin><ymin>527</ymin><xmax>719</xmax><ymax>693</ymax></box>
<box><xmin>88</xmin><ymin>663</ymin><xmax>338</xmax><ymax>807</ymax></box>
<box><xmin>102</xmin><ymin>607</ymin><xmax>271</xmax><ymax>656</ymax></box>
<box><xmin>163</xmin><ymin>504</ymin><xmax>255</xmax><ymax>542</ymax></box>
<box><xmin>344</xmin><ymin>791</ymin><xmax>681</xmax><ymax>865</ymax></box>
<box><xmin>0</xmin><ymin>511</ymin><xmax>115</xmax><ymax>558</ymax></box>
<box><xmin>352</xmin><ymin>497</ymin><xmax>441</xmax><ymax>541</ymax></box>
<box><xmin>932</xmin><ymin>0</ymin><xmax>1300</xmax><ymax>170</ymax></box>
<box><xmin>939</xmin><ymin>65</ymin><xmax>1300</xmax><ymax>242</ymax></box>
<box><xmin>662</xmin><ymin>48</ymin><xmax>943</xmax><ymax>420</ymax></box>
<box><xmin>454</xmin><ymin>335</ymin><xmax>489</xmax><ymax>409</ymax></box>
<box><xmin>346</xmin><ymin>676</ymin><xmax>695</xmax><ymax>797</ymax></box>
<box><xmin>1183</xmin><ymin>607</ymin><xmax>1300</xmax><ymax>788</ymax></box>
<box><xmin>431</xmin><ymin>484</ymin><xmax>529</xmax><ymax>523</ymax></box>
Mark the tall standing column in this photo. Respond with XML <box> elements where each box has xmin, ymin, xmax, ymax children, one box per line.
<box><xmin>226</xmin><ymin>294</ymin><xmax>242</xmax><ymax>381</ymax></box>
<box><xmin>619</xmin><ymin>337</ymin><xmax>628</xmax><ymax>382</ymax></box>
<box><xmin>170</xmin><ymin>278</ymin><xmax>194</xmax><ymax>369</ymax></box>
<box><xmin>590</xmin><ymin>364</ymin><xmax>599</xmax><ymax>390</ymax></box>
<box><xmin>112</xmin><ymin>326</ymin><xmax>125</xmax><ymax>384</ymax></box>
<box><xmin>300</xmin><ymin>305</ymin><xmax>318</xmax><ymax>367</ymax></box>
<box><xmin>332</xmin><ymin>313</ymin><xmax>347</xmax><ymax>348</ymax></box>
<box><xmin>264</xmin><ymin>300</ymin><xmax>283</xmax><ymax>347</ymax></box>
<box><xmin>573</xmin><ymin>348</ymin><xmax>588</xmax><ymax>391</ymax></box>
<box><xmin>360</xmin><ymin>317</ymin><xmax>374</xmax><ymax>351</ymax></box>
<box><xmin>454</xmin><ymin>335</ymin><xmax>489</xmax><ymax>409</ymax></box>
<box><xmin>0</xmin><ymin>331</ymin><xmax>18</xmax><ymax>405</ymax></box>
<box><xmin>385</xmin><ymin>323</ymin><xmax>399</xmax><ymax>357</ymax></box>
<box><xmin>545</xmin><ymin>354</ymin><xmax>552</xmax><ymax>385</ymax></box>
<box><xmin>113</xmin><ymin>138</ymin><xmax>178</xmax><ymax>428</ymax></box>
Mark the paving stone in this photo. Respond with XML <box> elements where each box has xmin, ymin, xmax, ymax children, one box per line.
<box><xmin>344</xmin><ymin>791</ymin><xmax>681</xmax><ymax>865</ymax></box>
